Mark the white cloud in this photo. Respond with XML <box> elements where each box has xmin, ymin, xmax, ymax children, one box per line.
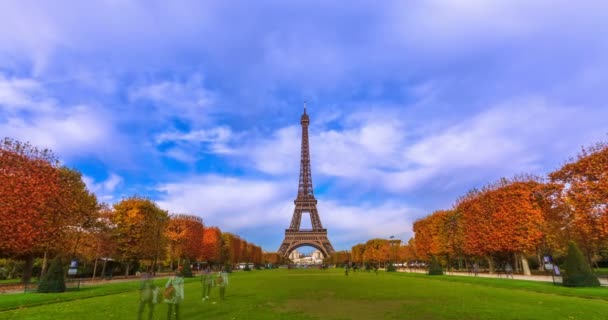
<box><xmin>155</xmin><ymin>126</ymin><xmax>237</xmax><ymax>162</ymax></box>
<box><xmin>241</xmin><ymin>98</ymin><xmax>608</xmax><ymax>194</ymax></box>
<box><xmin>83</xmin><ymin>173</ymin><xmax>123</xmax><ymax>202</ymax></box>
<box><xmin>320</xmin><ymin>200</ymin><xmax>419</xmax><ymax>248</ymax></box>
<box><xmin>128</xmin><ymin>75</ymin><xmax>215</xmax><ymax>123</ymax></box>
<box><xmin>157</xmin><ymin>126</ymin><xmax>232</xmax><ymax>144</ymax></box>
<box><xmin>156</xmin><ymin>175</ymin><xmax>293</xmax><ymax>230</ymax></box>
<box><xmin>154</xmin><ymin>174</ymin><xmax>418</xmax><ymax>250</ymax></box>
<box><xmin>0</xmin><ymin>74</ymin><xmax>115</xmax><ymax>158</ymax></box>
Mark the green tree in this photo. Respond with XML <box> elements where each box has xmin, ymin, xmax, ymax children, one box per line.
<box><xmin>37</xmin><ymin>257</ymin><xmax>66</xmax><ymax>293</ymax></box>
<box><xmin>428</xmin><ymin>256</ymin><xmax>443</xmax><ymax>276</ymax></box>
<box><xmin>181</xmin><ymin>259</ymin><xmax>193</xmax><ymax>277</ymax></box>
<box><xmin>563</xmin><ymin>242</ymin><xmax>600</xmax><ymax>287</ymax></box>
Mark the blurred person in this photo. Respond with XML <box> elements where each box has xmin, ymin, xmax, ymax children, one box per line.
<box><xmin>216</xmin><ymin>269</ymin><xmax>229</xmax><ymax>300</ymax></box>
<box><xmin>137</xmin><ymin>273</ymin><xmax>158</xmax><ymax>320</ymax></box>
<box><xmin>201</xmin><ymin>267</ymin><xmax>213</xmax><ymax>301</ymax></box>
<box><xmin>165</xmin><ymin>269</ymin><xmax>184</xmax><ymax>320</ymax></box>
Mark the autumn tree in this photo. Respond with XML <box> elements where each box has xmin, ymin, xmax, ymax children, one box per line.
<box><xmin>549</xmin><ymin>142</ymin><xmax>608</xmax><ymax>262</ymax></box>
<box><xmin>413</xmin><ymin>212</ymin><xmax>447</xmax><ymax>259</ymax></box>
<box><xmin>459</xmin><ymin>178</ymin><xmax>545</xmax><ymax>275</ymax></box>
<box><xmin>165</xmin><ymin>214</ymin><xmax>204</xmax><ymax>267</ymax></box>
<box><xmin>330</xmin><ymin>251</ymin><xmax>351</xmax><ymax>265</ymax></box>
<box><xmin>220</xmin><ymin>233</ymin><xmax>236</xmax><ymax>267</ymax></box>
<box><xmin>251</xmin><ymin>245</ymin><xmax>262</xmax><ymax>265</ymax></box>
<box><xmin>397</xmin><ymin>243</ymin><xmax>415</xmax><ymax>262</ymax></box>
<box><xmin>201</xmin><ymin>226</ymin><xmax>222</xmax><ymax>265</ymax></box>
<box><xmin>46</xmin><ymin>167</ymin><xmax>99</xmax><ymax>270</ymax></box>
<box><xmin>262</xmin><ymin>252</ymin><xmax>281</xmax><ymax>265</ymax></box>
<box><xmin>0</xmin><ymin>138</ymin><xmax>60</xmax><ymax>283</ymax></box>
<box><xmin>363</xmin><ymin>239</ymin><xmax>390</xmax><ymax>265</ymax></box>
<box><xmin>351</xmin><ymin>244</ymin><xmax>366</xmax><ymax>264</ymax></box>
<box><xmin>111</xmin><ymin>197</ymin><xmax>169</xmax><ymax>275</ymax></box>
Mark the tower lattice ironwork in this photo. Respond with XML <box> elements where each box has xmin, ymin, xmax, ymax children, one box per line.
<box><xmin>278</xmin><ymin>103</ymin><xmax>335</xmax><ymax>258</ymax></box>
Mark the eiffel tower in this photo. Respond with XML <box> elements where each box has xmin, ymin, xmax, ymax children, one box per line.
<box><xmin>278</xmin><ymin>103</ymin><xmax>335</xmax><ymax>258</ymax></box>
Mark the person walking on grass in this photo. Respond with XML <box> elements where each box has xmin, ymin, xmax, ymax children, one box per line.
<box><xmin>216</xmin><ymin>269</ymin><xmax>229</xmax><ymax>300</ymax></box>
<box><xmin>165</xmin><ymin>269</ymin><xmax>184</xmax><ymax>320</ymax></box>
<box><xmin>201</xmin><ymin>267</ymin><xmax>213</xmax><ymax>302</ymax></box>
<box><xmin>137</xmin><ymin>273</ymin><xmax>158</xmax><ymax>320</ymax></box>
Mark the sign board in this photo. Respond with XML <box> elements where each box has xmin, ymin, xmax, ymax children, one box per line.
<box><xmin>544</xmin><ymin>263</ymin><xmax>553</xmax><ymax>270</ymax></box>
<box><xmin>68</xmin><ymin>268</ymin><xmax>78</xmax><ymax>275</ymax></box>
<box><xmin>70</xmin><ymin>260</ymin><xmax>78</xmax><ymax>268</ymax></box>
<box><xmin>553</xmin><ymin>265</ymin><xmax>561</xmax><ymax>276</ymax></box>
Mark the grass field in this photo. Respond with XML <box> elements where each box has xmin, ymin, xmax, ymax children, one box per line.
<box><xmin>1</xmin><ymin>269</ymin><xmax>607</xmax><ymax>320</ymax></box>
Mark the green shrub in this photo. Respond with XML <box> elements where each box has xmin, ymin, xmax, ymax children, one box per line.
<box><xmin>428</xmin><ymin>256</ymin><xmax>443</xmax><ymax>276</ymax></box>
<box><xmin>386</xmin><ymin>263</ymin><xmax>396</xmax><ymax>272</ymax></box>
<box><xmin>563</xmin><ymin>242</ymin><xmax>600</xmax><ymax>287</ymax></box>
<box><xmin>181</xmin><ymin>260</ymin><xmax>193</xmax><ymax>278</ymax></box>
<box><xmin>38</xmin><ymin>257</ymin><xmax>66</xmax><ymax>293</ymax></box>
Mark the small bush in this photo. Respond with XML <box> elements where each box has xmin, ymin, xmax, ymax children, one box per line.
<box><xmin>38</xmin><ymin>257</ymin><xmax>66</xmax><ymax>293</ymax></box>
<box><xmin>428</xmin><ymin>256</ymin><xmax>443</xmax><ymax>276</ymax></box>
<box><xmin>563</xmin><ymin>242</ymin><xmax>600</xmax><ymax>287</ymax></box>
<box><xmin>181</xmin><ymin>260</ymin><xmax>193</xmax><ymax>278</ymax></box>
<box><xmin>386</xmin><ymin>263</ymin><xmax>396</xmax><ymax>272</ymax></box>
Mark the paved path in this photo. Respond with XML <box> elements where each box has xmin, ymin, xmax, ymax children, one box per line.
<box><xmin>0</xmin><ymin>272</ymin><xmax>175</xmax><ymax>294</ymax></box>
<box><xmin>396</xmin><ymin>268</ymin><xmax>608</xmax><ymax>286</ymax></box>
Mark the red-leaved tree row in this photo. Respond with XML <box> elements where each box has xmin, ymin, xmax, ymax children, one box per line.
<box><xmin>0</xmin><ymin>138</ymin><xmax>263</xmax><ymax>282</ymax></box>
<box><xmin>411</xmin><ymin>142</ymin><xmax>608</xmax><ymax>275</ymax></box>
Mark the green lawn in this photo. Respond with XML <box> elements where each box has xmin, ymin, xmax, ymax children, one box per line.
<box><xmin>1</xmin><ymin>269</ymin><xmax>607</xmax><ymax>320</ymax></box>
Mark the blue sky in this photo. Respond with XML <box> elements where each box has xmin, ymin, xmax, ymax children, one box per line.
<box><xmin>1</xmin><ymin>1</ymin><xmax>607</xmax><ymax>253</ymax></box>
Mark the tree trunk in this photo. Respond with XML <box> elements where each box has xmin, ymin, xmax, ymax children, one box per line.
<box><xmin>487</xmin><ymin>256</ymin><xmax>495</xmax><ymax>274</ymax></box>
<box><xmin>520</xmin><ymin>254</ymin><xmax>531</xmax><ymax>276</ymax></box>
<box><xmin>40</xmin><ymin>250</ymin><xmax>48</xmax><ymax>278</ymax></box>
<box><xmin>22</xmin><ymin>255</ymin><xmax>34</xmax><ymax>284</ymax></box>
<box><xmin>101</xmin><ymin>259</ymin><xmax>108</xmax><ymax>278</ymax></box>
<box><xmin>92</xmin><ymin>258</ymin><xmax>98</xmax><ymax>280</ymax></box>
<box><xmin>537</xmin><ymin>251</ymin><xmax>544</xmax><ymax>271</ymax></box>
<box><xmin>125</xmin><ymin>262</ymin><xmax>129</xmax><ymax>276</ymax></box>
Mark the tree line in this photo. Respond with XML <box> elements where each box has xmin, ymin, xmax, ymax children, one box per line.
<box><xmin>409</xmin><ymin>141</ymin><xmax>608</xmax><ymax>275</ymax></box>
<box><xmin>0</xmin><ymin>138</ymin><xmax>262</xmax><ymax>283</ymax></box>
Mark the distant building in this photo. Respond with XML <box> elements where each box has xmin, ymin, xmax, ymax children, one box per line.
<box><xmin>289</xmin><ymin>249</ymin><xmax>324</xmax><ymax>265</ymax></box>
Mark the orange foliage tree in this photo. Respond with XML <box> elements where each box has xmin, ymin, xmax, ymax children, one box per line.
<box><xmin>363</xmin><ymin>239</ymin><xmax>390</xmax><ymax>265</ymax></box>
<box><xmin>112</xmin><ymin>197</ymin><xmax>169</xmax><ymax>275</ymax></box>
<box><xmin>550</xmin><ymin>143</ymin><xmax>608</xmax><ymax>260</ymax></box>
<box><xmin>262</xmin><ymin>252</ymin><xmax>281</xmax><ymax>265</ymax></box>
<box><xmin>351</xmin><ymin>244</ymin><xmax>366</xmax><ymax>264</ymax></box>
<box><xmin>0</xmin><ymin>138</ymin><xmax>60</xmax><ymax>282</ymax></box>
<box><xmin>459</xmin><ymin>178</ymin><xmax>545</xmax><ymax>275</ymax></box>
<box><xmin>201</xmin><ymin>226</ymin><xmax>222</xmax><ymax>264</ymax></box>
<box><xmin>165</xmin><ymin>214</ymin><xmax>204</xmax><ymax>265</ymax></box>
<box><xmin>329</xmin><ymin>251</ymin><xmax>352</xmax><ymax>265</ymax></box>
